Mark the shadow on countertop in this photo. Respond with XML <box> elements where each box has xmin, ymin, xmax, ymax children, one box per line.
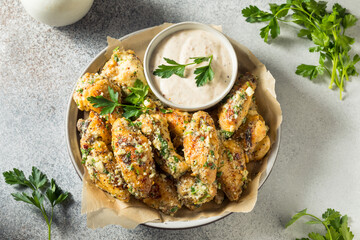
<box><xmin>55</xmin><ymin>0</ymin><xmax>168</xmax><ymax>47</ymax></box>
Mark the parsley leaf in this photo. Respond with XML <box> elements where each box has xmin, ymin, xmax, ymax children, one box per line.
<box><xmin>160</xmin><ymin>108</ymin><xmax>173</xmax><ymax>114</ymax></box>
<box><xmin>87</xmin><ymin>81</ymin><xmax>149</xmax><ymax>120</ymax></box>
<box><xmin>125</xmin><ymin>79</ymin><xmax>149</xmax><ymax>105</ymax></box>
<box><xmin>3</xmin><ymin>167</ymin><xmax>69</xmax><ymax>240</ymax></box>
<box><xmin>3</xmin><ymin>168</ymin><xmax>33</xmax><ymax>189</ymax></box>
<box><xmin>87</xmin><ymin>86</ymin><xmax>121</xmax><ymax>115</ymax></box>
<box><xmin>153</xmin><ymin>58</ymin><xmax>188</xmax><ymax>78</ymax></box>
<box><xmin>194</xmin><ymin>55</ymin><xmax>214</xmax><ymax>87</ymax></box>
<box><xmin>153</xmin><ymin>55</ymin><xmax>214</xmax><ymax>87</ymax></box>
<box><xmin>29</xmin><ymin>167</ymin><xmax>48</xmax><ymax>190</ymax></box>
<box><xmin>242</xmin><ymin>0</ymin><xmax>359</xmax><ymax>99</ymax></box>
<box><xmin>286</xmin><ymin>208</ymin><xmax>354</xmax><ymax>240</ymax></box>
<box><xmin>296</xmin><ymin>64</ymin><xmax>325</xmax><ymax>80</ymax></box>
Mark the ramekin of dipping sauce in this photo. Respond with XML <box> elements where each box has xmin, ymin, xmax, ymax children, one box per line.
<box><xmin>144</xmin><ymin>22</ymin><xmax>238</xmax><ymax>111</ymax></box>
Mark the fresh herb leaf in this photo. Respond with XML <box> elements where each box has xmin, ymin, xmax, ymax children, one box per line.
<box><xmin>190</xmin><ymin>56</ymin><xmax>211</xmax><ymax>64</ymax></box>
<box><xmin>29</xmin><ymin>167</ymin><xmax>48</xmax><ymax>190</ymax></box>
<box><xmin>286</xmin><ymin>208</ymin><xmax>308</xmax><ymax>228</ymax></box>
<box><xmin>160</xmin><ymin>108</ymin><xmax>173</xmax><ymax>114</ymax></box>
<box><xmin>3</xmin><ymin>168</ymin><xmax>33</xmax><ymax>189</ymax></box>
<box><xmin>286</xmin><ymin>208</ymin><xmax>354</xmax><ymax>240</ymax></box>
<box><xmin>194</xmin><ymin>55</ymin><xmax>214</xmax><ymax>87</ymax></box>
<box><xmin>242</xmin><ymin>1</ymin><xmax>359</xmax><ymax>99</ymax></box>
<box><xmin>87</xmin><ymin>86</ymin><xmax>121</xmax><ymax>115</ymax></box>
<box><xmin>153</xmin><ymin>56</ymin><xmax>214</xmax><ymax>87</ymax></box>
<box><xmin>242</xmin><ymin>5</ymin><xmax>274</xmax><ymax>23</ymax></box>
<box><xmin>296</xmin><ymin>64</ymin><xmax>325</xmax><ymax>80</ymax></box>
<box><xmin>153</xmin><ymin>58</ymin><xmax>188</xmax><ymax>78</ymax></box>
<box><xmin>88</xmin><ymin>82</ymin><xmax>149</xmax><ymax>120</ymax></box>
<box><xmin>3</xmin><ymin>167</ymin><xmax>69</xmax><ymax>240</ymax></box>
<box><xmin>125</xmin><ymin>79</ymin><xmax>149</xmax><ymax>105</ymax></box>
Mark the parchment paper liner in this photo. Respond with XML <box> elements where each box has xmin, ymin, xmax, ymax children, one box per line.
<box><xmin>80</xmin><ymin>23</ymin><xmax>282</xmax><ymax>229</ymax></box>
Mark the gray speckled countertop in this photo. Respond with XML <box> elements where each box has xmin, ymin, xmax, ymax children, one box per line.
<box><xmin>1</xmin><ymin>0</ymin><xmax>360</xmax><ymax>239</ymax></box>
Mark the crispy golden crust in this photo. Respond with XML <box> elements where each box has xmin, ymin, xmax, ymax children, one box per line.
<box><xmin>218</xmin><ymin>73</ymin><xmax>257</xmax><ymax>133</ymax></box>
<box><xmin>143</xmin><ymin>174</ymin><xmax>182</xmax><ymax>215</ymax></box>
<box><xmin>78</xmin><ymin>111</ymin><xmax>112</xmax><ymax>146</ymax></box>
<box><xmin>101</xmin><ymin>49</ymin><xmax>147</xmax><ymax>95</ymax></box>
<box><xmin>73</xmin><ymin>73</ymin><xmax>121</xmax><ymax>114</ymax></box>
<box><xmin>78</xmin><ymin>112</ymin><xmax>130</xmax><ymax>202</ymax></box>
<box><xmin>177</xmin><ymin>173</ymin><xmax>217</xmax><ymax>210</ymax></box>
<box><xmin>112</xmin><ymin>118</ymin><xmax>156</xmax><ymax>199</ymax></box>
<box><xmin>234</xmin><ymin>114</ymin><xmax>267</xmax><ymax>153</ymax></box>
<box><xmin>184</xmin><ymin>111</ymin><xmax>220</xmax><ymax>185</ymax></box>
<box><xmin>248</xmin><ymin>135</ymin><xmax>270</xmax><ymax>161</ymax></box>
<box><xmin>218</xmin><ymin>140</ymin><xmax>248</xmax><ymax>201</ymax></box>
<box><xmin>161</xmin><ymin>109</ymin><xmax>191</xmax><ymax>148</ymax></box>
<box><xmin>136</xmin><ymin>113</ymin><xmax>189</xmax><ymax>179</ymax></box>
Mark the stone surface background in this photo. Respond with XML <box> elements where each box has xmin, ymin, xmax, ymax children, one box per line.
<box><xmin>1</xmin><ymin>0</ymin><xmax>359</xmax><ymax>239</ymax></box>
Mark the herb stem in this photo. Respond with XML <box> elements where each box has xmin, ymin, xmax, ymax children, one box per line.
<box><xmin>305</xmin><ymin>213</ymin><xmax>333</xmax><ymax>240</ymax></box>
<box><xmin>329</xmin><ymin>57</ymin><xmax>338</xmax><ymax>89</ymax></box>
<box><xmin>48</xmin><ymin>206</ymin><xmax>54</xmax><ymax>240</ymax></box>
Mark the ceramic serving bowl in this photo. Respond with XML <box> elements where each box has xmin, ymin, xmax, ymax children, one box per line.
<box><xmin>65</xmin><ymin>24</ymin><xmax>281</xmax><ymax>229</ymax></box>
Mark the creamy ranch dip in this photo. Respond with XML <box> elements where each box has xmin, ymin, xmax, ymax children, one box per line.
<box><xmin>150</xmin><ymin>29</ymin><xmax>233</xmax><ymax>107</ymax></box>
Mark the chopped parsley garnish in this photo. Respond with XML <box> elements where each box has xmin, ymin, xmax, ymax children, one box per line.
<box><xmin>226</xmin><ymin>150</ymin><xmax>233</xmax><ymax>161</ymax></box>
<box><xmin>160</xmin><ymin>108</ymin><xmax>173</xmax><ymax>114</ymax></box>
<box><xmin>114</xmin><ymin>54</ymin><xmax>119</xmax><ymax>62</ymax></box>
<box><xmin>170</xmin><ymin>206</ymin><xmax>178</xmax><ymax>213</ymax></box>
<box><xmin>221</xmin><ymin>130</ymin><xmax>234</xmax><ymax>139</ymax></box>
<box><xmin>158</xmin><ymin>134</ymin><xmax>170</xmax><ymax>159</ymax></box>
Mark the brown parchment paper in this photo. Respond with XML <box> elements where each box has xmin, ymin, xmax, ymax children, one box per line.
<box><xmin>81</xmin><ymin>23</ymin><xmax>282</xmax><ymax>229</ymax></box>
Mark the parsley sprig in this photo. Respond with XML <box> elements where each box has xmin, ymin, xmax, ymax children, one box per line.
<box><xmin>3</xmin><ymin>167</ymin><xmax>69</xmax><ymax>240</ymax></box>
<box><xmin>242</xmin><ymin>0</ymin><xmax>359</xmax><ymax>99</ymax></box>
<box><xmin>286</xmin><ymin>208</ymin><xmax>354</xmax><ymax>240</ymax></box>
<box><xmin>87</xmin><ymin>79</ymin><xmax>149</xmax><ymax>120</ymax></box>
<box><xmin>153</xmin><ymin>56</ymin><xmax>214</xmax><ymax>87</ymax></box>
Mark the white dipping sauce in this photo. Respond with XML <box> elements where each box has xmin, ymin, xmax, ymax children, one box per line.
<box><xmin>150</xmin><ymin>29</ymin><xmax>233</xmax><ymax>107</ymax></box>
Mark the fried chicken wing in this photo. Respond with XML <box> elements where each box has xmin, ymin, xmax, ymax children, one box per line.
<box><xmin>218</xmin><ymin>73</ymin><xmax>257</xmax><ymax>133</ymax></box>
<box><xmin>161</xmin><ymin>109</ymin><xmax>191</xmax><ymax>148</ymax></box>
<box><xmin>177</xmin><ymin>173</ymin><xmax>217</xmax><ymax>210</ymax></box>
<box><xmin>73</xmin><ymin>72</ymin><xmax>121</xmax><ymax>114</ymax></box>
<box><xmin>101</xmin><ymin>49</ymin><xmax>147</xmax><ymax>95</ymax></box>
<box><xmin>135</xmin><ymin>113</ymin><xmax>189</xmax><ymax>178</ymax></box>
<box><xmin>77</xmin><ymin>112</ymin><xmax>130</xmax><ymax>202</ymax></box>
<box><xmin>143</xmin><ymin>174</ymin><xmax>182</xmax><ymax>215</ymax></box>
<box><xmin>248</xmin><ymin>135</ymin><xmax>271</xmax><ymax>161</ymax></box>
<box><xmin>184</xmin><ymin>111</ymin><xmax>220</xmax><ymax>185</ymax></box>
<box><xmin>218</xmin><ymin>140</ymin><xmax>248</xmax><ymax>201</ymax></box>
<box><xmin>112</xmin><ymin>118</ymin><xmax>156</xmax><ymax>199</ymax></box>
<box><xmin>234</xmin><ymin>114</ymin><xmax>268</xmax><ymax>153</ymax></box>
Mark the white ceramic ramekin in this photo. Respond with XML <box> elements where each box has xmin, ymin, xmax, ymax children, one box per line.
<box><xmin>143</xmin><ymin>22</ymin><xmax>238</xmax><ymax>111</ymax></box>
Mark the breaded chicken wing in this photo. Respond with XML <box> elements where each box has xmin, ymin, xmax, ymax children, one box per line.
<box><xmin>218</xmin><ymin>73</ymin><xmax>257</xmax><ymax>134</ymax></box>
<box><xmin>183</xmin><ymin>111</ymin><xmax>220</xmax><ymax>185</ymax></box>
<box><xmin>177</xmin><ymin>173</ymin><xmax>217</xmax><ymax>210</ymax></box>
<box><xmin>218</xmin><ymin>140</ymin><xmax>248</xmax><ymax>201</ymax></box>
<box><xmin>161</xmin><ymin>109</ymin><xmax>191</xmax><ymax>148</ymax></box>
<box><xmin>73</xmin><ymin>72</ymin><xmax>121</xmax><ymax>115</ymax></box>
<box><xmin>77</xmin><ymin>112</ymin><xmax>130</xmax><ymax>202</ymax></box>
<box><xmin>135</xmin><ymin>113</ymin><xmax>189</xmax><ymax>178</ymax></box>
<box><xmin>248</xmin><ymin>135</ymin><xmax>271</xmax><ymax>161</ymax></box>
<box><xmin>143</xmin><ymin>174</ymin><xmax>182</xmax><ymax>215</ymax></box>
<box><xmin>112</xmin><ymin>118</ymin><xmax>156</xmax><ymax>199</ymax></box>
<box><xmin>234</xmin><ymin>114</ymin><xmax>268</xmax><ymax>153</ymax></box>
<box><xmin>101</xmin><ymin>49</ymin><xmax>147</xmax><ymax>95</ymax></box>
